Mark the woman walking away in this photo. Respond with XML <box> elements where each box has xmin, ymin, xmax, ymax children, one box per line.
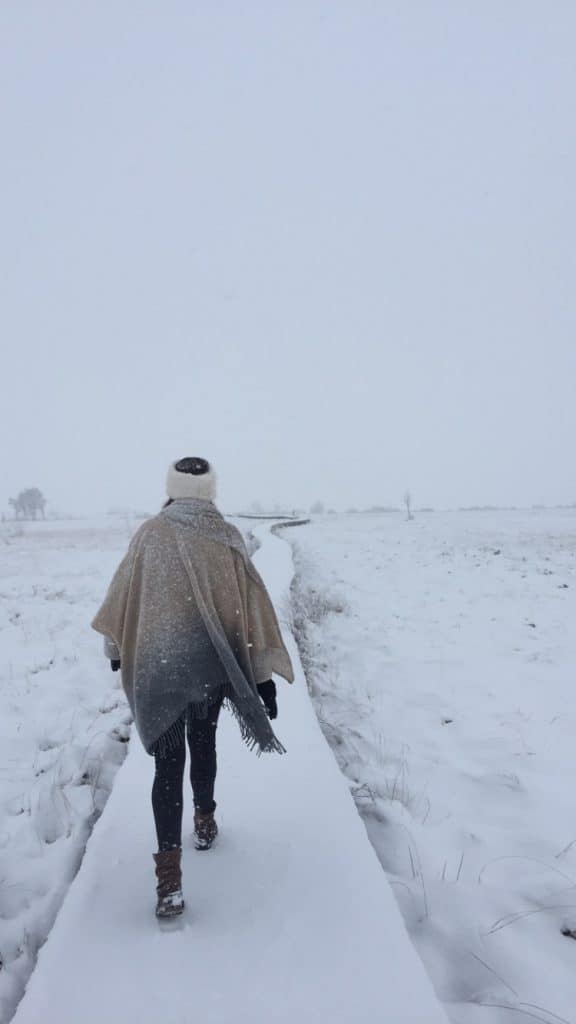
<box><xmin>92</xmin><ymin>457</ymin><xmax>294</xmax><ymax>919</ymax></box>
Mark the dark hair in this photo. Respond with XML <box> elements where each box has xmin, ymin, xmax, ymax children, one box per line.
<box><xmin>175</xmin><ymin>456</ymin><xmax>210</xmax><ymax>475</ymax></box>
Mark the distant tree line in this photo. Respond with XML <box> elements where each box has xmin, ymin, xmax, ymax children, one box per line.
<box><xmin>9</xmin><ymin>488</ymin><xmax>46</xmax><ymax>520</ymax></box>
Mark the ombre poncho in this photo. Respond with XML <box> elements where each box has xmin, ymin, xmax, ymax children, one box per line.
<box><xmin>92</xmin><ymin>499</ymin><xmax>294</xmax><ymax>756</ymax></box>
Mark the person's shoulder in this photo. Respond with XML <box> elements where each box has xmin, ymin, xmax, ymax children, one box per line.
<box><xmin>225</xmin><ymin>522</ymin><xmax>247</xmax><ymax>548</ymax></box>
<box><xmin>224</xmin><ymin>522</ymin><xmax>255</xmax><ymax>563</ymax></box>
<box><xmin>127</xmin><ymin>514</ymin><xmax>164</xmax><ymax>547</ymax></box>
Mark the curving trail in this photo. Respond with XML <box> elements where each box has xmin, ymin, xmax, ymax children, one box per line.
<box><xmin>13</xmin><ymin>522</ymin><xmax>447</xmax><ymax>1024</ymax></box>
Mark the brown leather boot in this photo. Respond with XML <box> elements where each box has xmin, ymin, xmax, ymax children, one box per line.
<box><xmin>153</xmin><ymin>848</ymin><xmax>184</xmax><ymax>918</ymax></box>
<box><xmin>194</xmin><ymin>807</ymin><xmax>218</xmax><ymax>851</ymax></box>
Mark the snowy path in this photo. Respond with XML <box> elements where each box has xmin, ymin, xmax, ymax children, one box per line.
<box><xmin>13</xmin><ymin>524</ymin><xmax>447</xmax><ymax>1024</ymax></box>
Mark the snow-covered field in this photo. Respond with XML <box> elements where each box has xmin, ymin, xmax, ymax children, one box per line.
<box><xmin>0</xmin><ymin>519</ymin><xmax>133</xmax><ymax>1022</ymax></box>
<box><xmin>4</xmin><ymin>509</ymin><xmax>574</xmax><ymax>1024</ymax></box>
<box><xmin>286</xmin><ymin>510</ymin><xmax>576</xmax><ymax>1024</ymax></box>
<box><xmin>8</xmin><ymin>519</ymin><xmax>447</xmax><ymax>1024</ymax></box>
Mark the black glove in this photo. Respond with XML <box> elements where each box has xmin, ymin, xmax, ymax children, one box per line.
<box><xmin>257</xmin><ymin>679</ymin><xmax>278</xmax><ymax>720</ymax></box>
<box><xmin>110</xmin><ymin>660</ymin><xmax>121</xmax><ymax>672</ymax></box>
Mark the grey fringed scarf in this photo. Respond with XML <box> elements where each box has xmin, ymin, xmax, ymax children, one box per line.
<box><xmin>92</xmin><ymin>499</ymin><xmax>294</xmax><ymax>757</ymax></box>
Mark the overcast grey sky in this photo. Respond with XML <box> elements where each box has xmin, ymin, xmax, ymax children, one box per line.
<box><xmin>1</xmin><ymin>1</ymin><xmax>574</xmax><ymax>515</ymax></box>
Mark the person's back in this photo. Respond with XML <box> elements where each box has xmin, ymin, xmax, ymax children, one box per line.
<box><xmin>92</xmin><ymin>456</ymin><xmax>293</xmax><ymax>918</ymax></box>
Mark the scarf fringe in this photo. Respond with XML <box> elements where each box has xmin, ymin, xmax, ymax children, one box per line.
<box><xmin>152</xmin><ymin>681</ymin><xmax>286</xmax><ymax>759</ymax></box>
<box><xmin>221</xmin><ymin>681</ymin><xmax>286</xmax><ymax>757</ymax></box>
<box><xmin>152</xmin><ymin>715</ymin><xmax>186</xmax><ymax>758</ymax></box>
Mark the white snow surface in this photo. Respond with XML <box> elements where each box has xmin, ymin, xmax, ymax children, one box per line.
<box><xmin>286</xmin><ymin>510</ymin><xmax>576</xmax><ymax>1024</ymax></box>
<box><xmin>10</xmin><ymin>519</ymin><xmax>447</xmax><ymax>1024</ymax></box>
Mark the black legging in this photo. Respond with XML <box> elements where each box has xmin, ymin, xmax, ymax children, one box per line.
<box><xmin>152</xmin><ymin>700</ymin><xmax>222</xmax><ymax>852</ymax></box>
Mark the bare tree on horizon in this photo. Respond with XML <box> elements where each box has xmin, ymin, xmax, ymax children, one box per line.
<box><xmin>9</xmin><ymin>488</ymin><xmax>46</xmax><ymax>520</ymax></box>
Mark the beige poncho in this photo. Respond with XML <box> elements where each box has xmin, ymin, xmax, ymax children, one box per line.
<box><xmin>92</xmin><ymin>499</ymin><xmax>294</xmax><ymax>756</ymax></box>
